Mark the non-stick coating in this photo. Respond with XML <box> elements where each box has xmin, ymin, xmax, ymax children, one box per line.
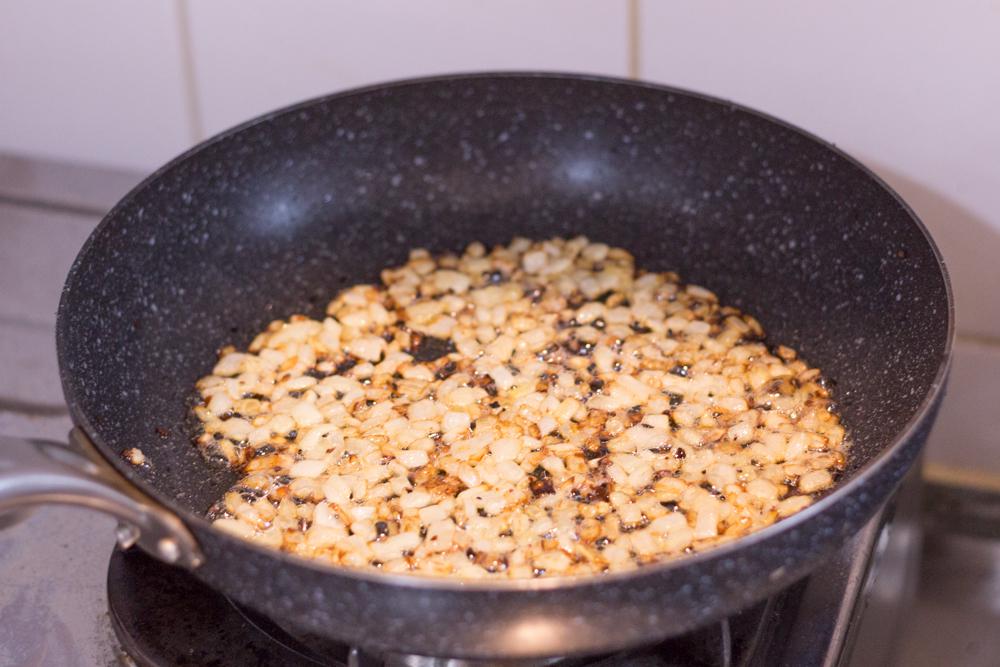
<box><xmin>57</xmin><ymin>73</ymin><xmax>951</xmax><ymax>658</ymax></box>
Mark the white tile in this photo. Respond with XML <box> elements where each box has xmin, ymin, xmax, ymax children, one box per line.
<box><xmin>0</xmin><ymin>320</ymin><xmax>64</xmax><ymax>407</ymax></box>
<box><xmin>0</xmin><ymin>0</ymin><xmax>194</xmax><ymax>171</ymax></box>
<box><xmin>0</xmin><ymin>204</ymin><xmax>99</xmax><ymax>326</ymax></box>
<box><xmin>0</xmin><ymin>153</ymin><xmax>142</xmax><ymax>214</ymax></box>
<box><xmin>640</xmin><ymin>1</ymin><xmax>1000</xmax><ymax>337</ymax></box>
<box><xmin>873</xmin><ymin>168</ymin><xmax>1000</xmax><ymax>344</ymax></box>
<box><xmin>0</xmin><ymin>411</ymin><xmax>73</xmax><ymax>443</ymax></box>
<box><xmin>924</xmin><ymin>340</ymin><xmax>1000</xmax><ymax>474</ymax></box>
<box><xmin>187</xmin><ymin>0</ymin><xmax>630</xmax><ymax>134</ymax></box>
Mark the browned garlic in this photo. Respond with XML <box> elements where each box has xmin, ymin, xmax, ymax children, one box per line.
<box><xmin>193</xmin><ymin>237</ymin><xmax>847</xmax><ymax>578</ymax></box>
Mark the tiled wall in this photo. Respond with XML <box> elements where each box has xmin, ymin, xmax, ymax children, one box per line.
<box><xmin>0</xmin><ymin>1</ymin><xmax>997</xmax><ymax>472</ymax></box>
<box><xmin>635</xmin><ymin>1</ymin><xmax>1000</xmax><ymax>476</ymax></box>
<box><xmin>0</xmin><ymin>0</ymin><xmax>630</xmax><ymax>169</ymax></box>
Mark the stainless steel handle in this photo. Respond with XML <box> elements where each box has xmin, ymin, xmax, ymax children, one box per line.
<box><xmin>0</xmin><ymin>428</ymin><xmax>203</xmax><ymax>568</ymax></box>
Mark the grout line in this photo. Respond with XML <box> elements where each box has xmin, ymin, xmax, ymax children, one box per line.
<box><xmin>627</xmin><ymin>0</ymin><xmax>641</xmax><ymax>79</ymax></box>
<box><xmin>925</xmin><ymin>463</ymin><xmax>1000</xmax><ymax>494</ymax></box>
<box><xmin>0</xmin><ymin>195</ymin><xmax>106</xmax><ymax>219</ymax></box>
<box><xmin>0</xmin><ymin>314</ymin><xmax>57</xmax><ymax>331</ymax></box>
<box><xmin>175</xmin><ymin>0</ymin><xmax>205</xmax><ymax>144</ymax></box>
<box><xmin>955</xmin><ymin>332</ymin><xmax>1000</xmax><ymax>349</ymax></box>
<box><xmin>0</xmin><ymin>400</ymin><xmax>69</xmax><ymax>418</ymax></box>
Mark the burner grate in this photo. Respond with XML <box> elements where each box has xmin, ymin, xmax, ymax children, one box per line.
<box><xmin>108</xmin><ymin>502</ymin><xmax>889</xmax><ymax>667</ymax></box>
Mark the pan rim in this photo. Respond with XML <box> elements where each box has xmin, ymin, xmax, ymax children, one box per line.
<box><xmin>56</xmin><ymin>70</ymin><xmax>955</xmax><ymax>592</ymax></box>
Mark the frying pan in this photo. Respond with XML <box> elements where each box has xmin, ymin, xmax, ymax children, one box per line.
<box><xmin>0</xmin><ymin>73</ymin><xmax>952</xmax><ymax>661</ymax></box>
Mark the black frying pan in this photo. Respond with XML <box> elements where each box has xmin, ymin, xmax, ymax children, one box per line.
<box><xmin>0</xmin><ymin>73</ymin><xmax>952</xmax><ymax>660</ymax></box>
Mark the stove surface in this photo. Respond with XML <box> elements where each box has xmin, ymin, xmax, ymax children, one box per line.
<box><xmin>0</xmin><ymin>153</ymin><xmax>137</xmax><ymax>667</ymax></box>
<box><xmin>8</xmin><ymin>153</ymin><xmax>989</xmax><ymax>667</ymax></box>
<box><xmin>106</xmin><ymin>546</ymin><xmax>768</xmax><ymax>667</ymax></box>
<box><xmin>106</xmin><ymin>504</ymin><xmax>887</xmax><ymax>667</ymax></box>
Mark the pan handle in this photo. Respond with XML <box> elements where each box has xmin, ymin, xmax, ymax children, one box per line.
<box><xmin>0</xmin><ymin>428</ymin><xmax>204</xmax><ymax>568</ymax></box>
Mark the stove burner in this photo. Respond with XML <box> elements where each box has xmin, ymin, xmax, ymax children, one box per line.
<box><xmin>108</xmin><ymin>548</ymin><xmax>771</xmax><ymax>667</ymax></box>
<box><xmin>108</xmin><ymin>546</ymin><xmax>323</xmax><ymax>666</ymax></box>
<box><xmin>108</xmin><ymin>503</ymin><xmax>891</xmax><ymax>667</ymax></box>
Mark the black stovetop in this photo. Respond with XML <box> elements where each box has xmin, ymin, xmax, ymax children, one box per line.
<box><xmin>108</xmin><ymin>506</ymin><xmax>891</xmax><ymax>667</ymax></box>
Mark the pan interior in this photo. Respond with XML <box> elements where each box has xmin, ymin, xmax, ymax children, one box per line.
<box><xmin>58</xmin><ymin>75</ymin><xmax>950</xmax><ymax>517</ymax></box>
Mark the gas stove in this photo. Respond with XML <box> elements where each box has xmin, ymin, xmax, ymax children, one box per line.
<box><xmin>0</xmin><ymin>154</ymin><xmax>924</xmax><ymax>667</ymax></box>
<box><xmin>107</xmin><ymin>493</ymin><xmax>906</xmax><ymax>667</ymax></box>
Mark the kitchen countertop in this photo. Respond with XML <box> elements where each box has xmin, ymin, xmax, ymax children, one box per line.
<box><xmin>1</xmin><ymin>152</ymin><xmax>998</xmax><ymax>667</ymax></box>
<box><xmin>0</xmin><ymin>155</ymin><xmax>140</xmax><ymax>667</ymax></box>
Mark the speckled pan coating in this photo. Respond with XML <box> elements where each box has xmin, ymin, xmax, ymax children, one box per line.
<box><xmin>56</xmin><ymin>73</ymin><xmax>952</xmax><ymax>659</ymax></box>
